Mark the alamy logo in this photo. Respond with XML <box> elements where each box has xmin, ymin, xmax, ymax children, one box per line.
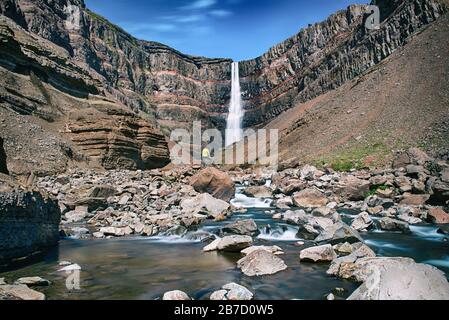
<box><xmin>365</xmin><ymin>5</ymin><xmax>380</xmax><ymax>30</ymax></box>
<box><xmin>59</xmin><ymin>264</ymin><xmax>81</xmax><ymax>291</ymax></box>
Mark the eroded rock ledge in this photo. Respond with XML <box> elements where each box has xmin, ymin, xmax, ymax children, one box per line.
<box><xmin>0</xmin><ymin>174</ymin><xmax>61</xmax><ymax>266</ymax></box>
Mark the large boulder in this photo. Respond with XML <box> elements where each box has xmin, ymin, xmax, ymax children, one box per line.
<box><xmin>241</xmin><ymin>245</ymin><xmax>284</xmax><ymax>256</ymax></box>
<box><xmin>293</xmin><ymin>188</ymin><xmax>328</xmax><ymax>208</ymax></box>
<box><xmin>281</xmin><ymin>210</ymin><xmax>335</xmax><ymax>240</ymax></box>
<box><xmin>400</xmin><ymin>193</ymin><xmax>430</xmax><ymax>206</ymax></box>
<box><xmin>181</xmin><ymin>193</ymin><xmax>230</xmax><ymax>219</ymax></box>
<box><xmin>0</xmin><ymin>284</ymin><xmax>45</xmax><ymax>300</ymax></box>
<box><xmin>87</xmin><ymin>185</ymin><xmax>117</xmax><ymax>199</ymax></box>
<box><xmin>334</xmin><ymin>176</ymin><xmax>370</xmax><ymax>201</ymax></box>
<box><xmin>275</xmin><ymin>197</ymin><xmax>293</xmax><ymax>209</ymax></box>
<box><xmin>300</xmin><ymin>165</ymin><xmax>317</xmax><ymax>180</ymax></box>
<box><xmin>392</xmin><ymin>148</ymin><xmax>432</xmax><ymax>168</ymax></box>
<box><xmin>190</xmin><ymin>168</ymin><xmax>235</xmax><ymax>202</ymax></box>
<box><xmin>14</xmin><ymin>277</ymin><xmax>51</xmax><ymax>287</ymax></box>
<box><xmin>243</xmin><ymin>186</ymin><xmax>272</xmax><ymax>198</ymax></box>
<box><xmin>378</xmin><ymin>217</ymin><xmax>410</xmax><ymax>233</ymax></box>
<box><xmin>216</xmin><ymin>235</ymin><xmax>253</xmax><ymax>252</ymax></box>
<box><xmin>427</xmin><ymin>207</ymin><xmax>449</xmax><ymax>224</ymax></box>
<box><xmin>162</xmin><ymin>290</ymin><xmax>190</xmax><ymax>300</ymax></box>
<box><xmin>315</xmin><ymin>222</ymin><xmax>363</xmax><ymax>245</ymax></box>
<box><xmin>222</xmin><ymin>219</ymin><xmax>259</xmax><ymax>236</ymax></box>
<box><xmin>351</xmin><ymin>212</ymin><xmax>373</xmax><ymax>231</ymax></box>
<box><xmin>300</xmin><ymin>244</ymin><xmax>337</xmax><ymax>262</ymax></box>
<box><xmin>345</xmin><ymin>257</ymin><xmax>449</xmax><ymax>300</ymax></box>
<box><xmin>237</xmin><ymin>249</ymin><xmax>287</xmax><ymax>276</ymax></box>
<box><xmin>327</xmin><ymin>243</ymin><xmax>376</xmax><ymax>277</ymax></box>
<box><xmin>210</xmin><ymin>283</ymin><xmax>254</xmax><ymax>300</ymax></box>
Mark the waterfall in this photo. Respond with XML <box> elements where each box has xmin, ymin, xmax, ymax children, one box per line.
<box><xmin>225</xmin><ymin>62</ymin><xmax>243</xmax><ymax>146</ymax></box>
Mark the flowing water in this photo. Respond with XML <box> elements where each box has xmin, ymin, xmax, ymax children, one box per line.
<box><xmin>225</xmin><ymin>62</ymin><xmax>244</xmax><ymax>146</ymax></box>
<box><xmin>1</xmin><ymin>189</ymin><xmax>449</xmax><ymax>300</ymax></box>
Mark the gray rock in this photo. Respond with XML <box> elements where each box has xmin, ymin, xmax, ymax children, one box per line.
<box><xmin>315</xmin><ymin>222</ymin><xmax>364</xmax><ymax>245</ymax></box>
<box><xmin>378</xmin><ymin>217</ymin><xmax>410</xmax><ymax>233</ymax></box>
<box><xmin>406</xmin><ymin>165</ymin><xmax>424</xmax><ymax>177</ymax></box>
<box><xmin>300</xmin><ymin>244</ymin><xmax>337</xmax><ymax>262</ymax></box>
<box><xmin>351</xmin><ymin>212</ymin><xmax>373</xmax><ymax>231</ymax></box>
<box><xmin>70</xmin><ymin>227</ymin><xmax>90</xmax><ymax>238</ymax></box>
<box><xmin>0</xmin><ymin>284</ymin><xmax>45</xmax><ymax>300</ymax></box>
<box><xmin>162</xmin><ymin>290</ymin><xmax>190</xmax><ymax>300</ymax></box>
<box><xmin>293</xmin><ymin>188</ymin><xmax>328</xmax><ymax>208</ymax></box>
<box><xmin>99</xmin><ymin>227</ymin><xmax>125</xmax><ymax>237</ymax></box>
<box><xmin>346</xmin><ymin>257</ymin><xmax>449</xmax><ymax>300</ymax></box>
<box><xmin>312</xmin><ymin>207</ymin><xmax>333</xmax><ymax>217</ymax></box>
<box><xmin>203</xmin><ymin>238</ymin><xmax>222</xmax><ymax>252</ymax></box>
<box><xmin>441</xmin><ymin>168</ymin><xmax>449</xmax><ymax>183</ymax></box>
<box><xmin>334</xmin><ymin>176</ymin><xmax>370</xmax><ymax>201</ymax></box>
<box><xmin>210</xmin><ymin>290</ymin><xmax>228</xmax><ymax>300</ymax></box>
<box><xmin>326</xmin><ymin>293</ymin><xmax>336</xmax><ymax>300</ymax></box>
<box><xmin>64</xmin><ymin>210</ymin><xmax>87</xmax><ymax>223</ymax></box>
<box><xmin>222</xmin><ymin>283</ymin><xmax>254</xmax><ymax>300</ymax></box>
<box><xmin>93</xmin><ymin>232</ymin><xmax>104</xmax><ymax>238</ymax></box>
<box><xmin>237</xmin><ymin>249</ymin><xmax>287</xmax><ymax>276</ymax></box>
<box><xmin>14</xmin><ymin>277</ymin><xmax>51</xmax><ymax>287</ymax></box>
<box><xmin>241</xmin><ymin>245</ymin><xmax>284</xmax><ymax>256</ymax></box>
<box><xmin>327</xmin><ymin>243</ymin><xmax>376</xmax><ymax>277</ymax></box>
<box><xmin>275</xmin><ymin>197</ymin><xmax>293</xmax><ymax>209</ymax></box>
<box><xmin>222</xmin><ymin>219</ymin><xmax>259</xmax><ymax>236</ymax></box>
<box><xmin>181</xmin><ymin>193</ymin><xmax>230</xmax><ymax>219</ymax></box>
<box><xmin>217</xmin><ymin>235</ymin><xmax>253</xmax><ymax>252</ymax></box>
<box><xmin>118</xmin><ymin>195</ymin><xmax>131</xmax><ymax>205</ymax></box>
<box><xmin>300</xmin><ymin>165</ymin><xmax>317</xmax><ymax>181</ymax></box>
<box><xmin>243</xmin><ymin>186</ymin><xmax>272</xmax><ymax>198</ymax></box>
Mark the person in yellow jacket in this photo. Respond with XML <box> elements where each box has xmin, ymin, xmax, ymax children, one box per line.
<box><xmin>202</xmin><ymin>147</ymin><xmax>211</xmax><ymax>167</ymax></box>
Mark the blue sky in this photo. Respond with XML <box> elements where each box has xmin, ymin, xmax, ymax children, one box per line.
<box><xmin>85</xmin><ymin>0</ymin><xmax>361</xmax><ymax>61</ymax></box>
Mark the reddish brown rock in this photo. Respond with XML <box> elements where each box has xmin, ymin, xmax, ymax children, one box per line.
<box><xmin>67</xmin><ymin>107</ymin><xmax>170</xmax><ymax>170</ymax></box>
<box><xmin>428</xmin><ymin>207</ymin><xmax>449</xmax><ymax>224</ymax></box>
<box><xmin>400</xmin><ymin>193</ymin><xmax>430</xmax><ymax>206</ymax></box>
<box><xmin>293</xmin><ymin>188</ymin><xmax>328</xmax><ymax>208</ymax></box>
<box><xmin>334</xmin><ymin>176</ymin><xmax>370</xmax><ymax>201</ymax></box>
<box><xmin>190</xmin><ymin>167</ymin><xmax>235</xmax><ymax>202</ymax></box>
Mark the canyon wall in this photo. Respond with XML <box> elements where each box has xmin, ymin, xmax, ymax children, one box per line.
<box><xmin>8</xmin><ymin>0</ymin><xmax>232</xmax><ymax>130</ymax></box>
<box><xmin>239</xmin><ymin>0</ymin><xmax>447</xmax><ymax>127</ymax></box>
<box><xmin>0</xmin><ymin>0</ymin><xmax>448</xmax><ymax>175</ymax></box>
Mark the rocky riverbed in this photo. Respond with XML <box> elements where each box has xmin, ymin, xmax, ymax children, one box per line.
<box><xmin>1</xmin><ymin>148</ymin><xmax>449</xmax><ymax>300</ymax></box>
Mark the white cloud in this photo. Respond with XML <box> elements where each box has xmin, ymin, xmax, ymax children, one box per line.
<box><xmin>121</xmin><ymin>22</ymin><xmax>177</xmax><ymax>33</ymax></box>
<box><xmin>177</xmin><ymin>14</ymin><xmax>206</xmax><ymax>23</ymax></box>
<box><xmin>180</xmin><ymin>0</ymin><xmax>217</xmax><ymax>10</ymax></box>
<box><xmin>210</xmin><ymin>9</ymin><xmax>232</xmax><ymax>17</ymax></box>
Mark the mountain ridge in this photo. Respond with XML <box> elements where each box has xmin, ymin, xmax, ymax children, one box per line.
<box><xmin>0</xmin><ymin>0</ymin><xmax>448</xmax><ymax>177</ymax></box>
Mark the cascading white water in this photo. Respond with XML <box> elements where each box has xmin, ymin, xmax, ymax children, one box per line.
<box><xmin>225</xmin><ymin>62</ymin><xmax>243</xmax><ymax>146</ymax></box>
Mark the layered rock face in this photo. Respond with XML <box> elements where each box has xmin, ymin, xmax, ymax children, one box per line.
<box><xmin>0</xmin><ymin>0</ymin><xmax>448</xmax><ymax>175</ymax></box>
<box><xmin>66</xmin><ymin>104</ymin><xmax>170</xmax><ymax>170</ymax></box>
<box><xmin>0</xmin><ymin>174</ymin><xmax>61</xmax><ymax>265</ymax></box>
<box><xmin>5</xmin><ymin>0</ymin><xmax>232</xmax><ymax>129</ymax></box>
<box><xmin>0</xmin><ymin>0</ymin><xmax>171</xmax><ymax>174</ymax></box>
<box><xmin>239</xmin><ymin>0</ymin><xmax>447</xmax><ymax>127</ymax></box>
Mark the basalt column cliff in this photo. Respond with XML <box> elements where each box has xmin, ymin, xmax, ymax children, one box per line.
<box><xmin>0</xmin><ymin>0</ymin><xmax>448</xmax><ymax>177</ymax></box>
<box><xmin>0</xmin><ymin>0</ymin><xmax>233</xmax><ymax>177</ymax></box>
<box><xmin>239</xmin><ymin>0</ymin><xmax>447</xmax><ymax>128</ymax></box>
